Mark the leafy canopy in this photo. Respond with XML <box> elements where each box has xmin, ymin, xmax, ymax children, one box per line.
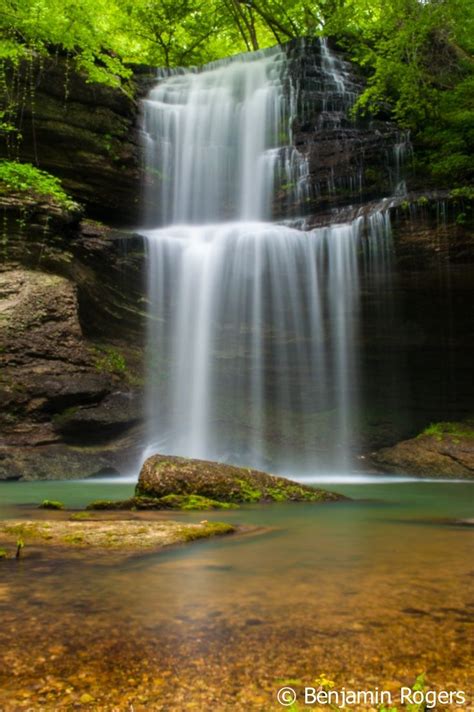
<box><xmin>1</xmin><ymin>0</ymin><xmax>473</xmax><ymax>186</ymax></box>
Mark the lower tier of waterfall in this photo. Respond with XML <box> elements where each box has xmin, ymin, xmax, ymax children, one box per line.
<box><xmin>143</xmin><ymin>211</ymin><xmax>392</xmax><ymax>473</ymax></box>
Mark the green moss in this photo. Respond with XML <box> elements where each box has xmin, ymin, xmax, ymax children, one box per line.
<box><xmin>234</xmin><ymin>477</ymin><xmax>327</xmax><ymax>503</ymax></box>
<box><xmin>364</xmin><ymin>167</ymin><xmax>383</xmax><ymax>184</ymax></box>
<box><xmin>86</xmin><ymin>499</ymin><xmax>133</xmax><ymax>511</ymax></box>
<box><xmin>3</xmin><ymin>522</ymin><xmax>51</xmax><ymax>539</ymax></box>
<box><xmin>159</xmin><ymin>494</ymin><xmax>237</xmax><ymax>510</ymax></box>
<box><xmin>0</xmin><ymin>548</ymin><xmax>8</xmax><ymax>559</ymax></box>
<box><xmin>420</xmin><ymin>421</ymin><xmax>474</xmax><ymax>442</ymax></box>
<box><xmin>266</xmin><ymin>483</ymin><xmax>327</xmax><ymax>502</ymax></box>
<box><xmin>52</xmin><ymin>407</ymin><xmax>78</xmax><ymax>426</ymax></box>
<box><xmin>450</xmin><ymin>186</ymin><xmax>474</xmax><ymax>201</ymax></box>
<box><xmin>70</xmin><ymin>512</ymin><xmax>96</xmax><ymax>520</ymax></box>
<box><xmin>86</xmin><ymin>494</ymin><xmax>237</xmax><ymax>511</ymax></box>
<box><xmin>177</xmin><ymin>522</ymin><xmax>235</xmax><ymax>542</ymax></box>
<box><xmin>93</xmin><ymin>346</ymin><xmax>127</xmax><ymax>374</ymax></box>
<box><xmin>39</xmin><ymin>499</ymin><xmax>65</xmax><ymax>510</ymax></box>
<box><xmin>235</xmin><ymin>477</ymin><xmax>263</xmax><ymax>502</ymax></box>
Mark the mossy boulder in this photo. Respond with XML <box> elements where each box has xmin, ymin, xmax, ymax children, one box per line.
<box><xmin>136</xmin><ymin>454</ymin><xmax>346</xmax><ymax>504</ymax></box>
<box><xmin>371</xmin><ymin>421</ymin><xmax>474</xmax><ymax>479</ymax></box>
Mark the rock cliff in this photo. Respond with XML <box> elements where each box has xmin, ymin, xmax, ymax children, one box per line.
<box><xmin>0</xmin><ymin>195</ymin><xmax>146</xmax><ymax>480</ymax></box>
<box><xmin>1</xmin><ymin>58</ymin><xmax>155</xmax><ymax>225</ymax></box>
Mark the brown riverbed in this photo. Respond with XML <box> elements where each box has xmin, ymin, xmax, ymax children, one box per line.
<box><xmin>0</xmin><ymin>479</ymin><xmax>473</xmax><ymax>711</ymax></box>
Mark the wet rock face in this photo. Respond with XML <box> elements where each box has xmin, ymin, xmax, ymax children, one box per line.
<box><xmin>282</xmin><ymin>38</ymin><xmax>404</xmax><ymax>216</ymax></box>
<box><xmin>137</xmin><ymin>454</ymin><xmax>346</xmax><ymax>503</ymax></box>
<box><xmin>0</xmin><ymin>268</ymin><xmax>142</xmax><ymax>480</ymax></box>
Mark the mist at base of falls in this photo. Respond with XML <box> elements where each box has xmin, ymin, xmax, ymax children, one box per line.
<box><xmin>140</xmin><ymin>40</ymin><xmax>399</xmax><ymax>474</ymax></box>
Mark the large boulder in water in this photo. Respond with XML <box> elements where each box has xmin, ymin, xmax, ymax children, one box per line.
<box><xmin>136</xmin><ymin>454</ymin><xmax>346</xmax><ymax>503</ymax></box>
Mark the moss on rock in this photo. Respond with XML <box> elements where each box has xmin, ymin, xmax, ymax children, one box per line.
<box><xmin>158</xmin><ymin>494</ymin><xmax>237</xmax><ymax>510</ymax></box>
<box><xmin>86</xmin><ymin>494</ymin><xmax>238</xmax><ymax>511</ymax></box>
<box><xmin>39</xmin><ymin>500</ymin><xmax>65</xmax><ymax>510</ymax></box>
<box><xmin>420</xmin><ymin>421</ymin><xmax>474</xmax><ymax>442</ymax></box>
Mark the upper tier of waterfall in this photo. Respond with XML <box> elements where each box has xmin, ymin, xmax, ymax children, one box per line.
<box><xmin>142</xmin><ymin>45</ymin><xmax>308</xmax><ymax>225</ymax></box>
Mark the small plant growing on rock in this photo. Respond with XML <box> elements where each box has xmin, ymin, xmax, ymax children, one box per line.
<box><xmin>15</xmin><ymin>537</ymin><xmax>24</xmax><ymax>559</ymax></box>
<box><xmin>93</xmin><ymin>346</ymin><xmax>127</xmax><ymax>374</ymax></box>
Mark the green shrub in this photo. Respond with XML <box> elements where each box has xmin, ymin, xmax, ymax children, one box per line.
<box><xmin>0</xmin><ymin>160</ymin><xmax>78</xmax><ymax>210</ymax></box>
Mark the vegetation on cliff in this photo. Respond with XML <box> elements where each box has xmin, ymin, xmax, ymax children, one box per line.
<box><xmin>0</xmin><ymin>160</ymin><xmax>77</xmax><ymax>208</ymax></box>
<box><xmin>1</xmin><ymin>0</ymin><xmax>472</xmax><ymax>190</ymax></box>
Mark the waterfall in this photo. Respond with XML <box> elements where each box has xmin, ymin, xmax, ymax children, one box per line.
<box><xmin>141</xmin><ymin>41</ymin><xmax>394</xmax><ymax>473</ymax></box>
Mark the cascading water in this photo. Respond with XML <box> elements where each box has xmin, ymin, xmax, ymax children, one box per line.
<box><xmin>141</xmin><ymin>41</ymin><xmax>395</xmax><ymax>473</ymax></box>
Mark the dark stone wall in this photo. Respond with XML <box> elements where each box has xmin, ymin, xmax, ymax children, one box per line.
<box><xmin>358</xmin><ymin>201</ymin><xmax>474</xmax><ymax>453</ymax></box>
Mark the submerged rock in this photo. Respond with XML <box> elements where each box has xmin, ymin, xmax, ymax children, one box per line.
<box><xmin>0</xmin><ymin>519</ymin><xmax>235</xmax><ymax>554</ymax></box>
<box><xmin>137</xmin><ymin>454</ymin><xmax>346</xmax><ymax>503</ymax></box>
<box><xmin>86</xmin><ymin>494</ymin><xmax>237</xmax><ymax>511</ymax></box>
<box><xmin>371</xmin><ymin>421</ymin><xmax>474</xmax><ymax>479</ymax></box>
